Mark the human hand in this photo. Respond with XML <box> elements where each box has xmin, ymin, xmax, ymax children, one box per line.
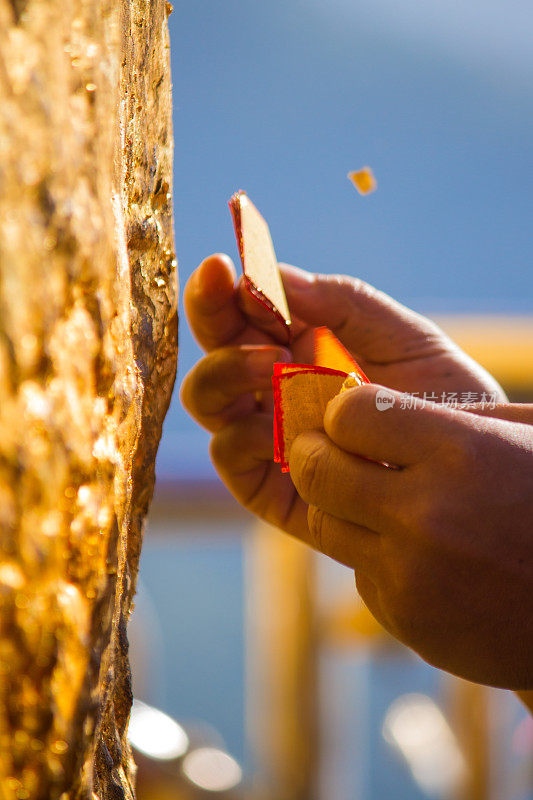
<box><xmin>289</xmin><ymin>386</ymin><xmax>533</xmax><ymax>689</ymax></box>
<box><xmin>182</xmin><ymin>254</ymin><xmax>506</xmax><ymax>543</ymax></box>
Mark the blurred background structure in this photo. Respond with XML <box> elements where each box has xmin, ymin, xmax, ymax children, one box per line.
<box><xmin>129</xmin><ymin>2</ymin><xmax>533</xmax><ymax>798</ymax></box>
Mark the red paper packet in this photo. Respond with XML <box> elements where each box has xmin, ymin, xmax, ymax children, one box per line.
<box><xmin>273</xmin><ymin>328</ymin><xmax>369</xmax><ymax>472</ymax></box>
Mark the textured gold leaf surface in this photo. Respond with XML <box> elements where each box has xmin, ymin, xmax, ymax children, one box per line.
<box><xmin>0</xmin><ymin>2</ymin><xmax>177</xmax><ymax>797</ymax></box>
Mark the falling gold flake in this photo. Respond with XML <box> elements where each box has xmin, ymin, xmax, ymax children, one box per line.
<box><xmin>348</xmin><ymin>167</ymin><xmax>377</xmax><ymax>195</ymax></box>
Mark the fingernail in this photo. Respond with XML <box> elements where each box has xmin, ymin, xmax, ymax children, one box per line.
<box><xmin>247</xmin><ymin>347</ymin><xmax>290</xmax><ymax>378</ymax></box>
<box><xmin>280</xmin><ymin>264</ymin><xmax>315</xmax><ymax>291</ymax></box>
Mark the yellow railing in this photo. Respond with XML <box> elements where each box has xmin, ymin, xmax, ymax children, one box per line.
<box><xmin>435</xmin><ymin>315</ymin><xmax>533</xmax><ymax>394</ymax></box>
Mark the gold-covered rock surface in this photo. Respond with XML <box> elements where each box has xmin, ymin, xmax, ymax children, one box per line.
<box><xmin>0</xmin><ymin>1</ymin><xmax>177</xmax><ymax>797</ymax></box>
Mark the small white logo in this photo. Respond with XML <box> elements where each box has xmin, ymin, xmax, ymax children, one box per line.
<box><xmin>375</xmin><ymin>389</ymin><xmax>395</xmax><ymax>411</ymax></box>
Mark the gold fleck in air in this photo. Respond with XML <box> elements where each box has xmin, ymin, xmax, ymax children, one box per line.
<box><xmin>347</xmin><ymin>167</ymin><xmax>377</xmax><ymax>195</ymax></box>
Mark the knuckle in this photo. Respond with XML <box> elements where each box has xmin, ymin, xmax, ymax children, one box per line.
<box><xmin>183</xmin><ymin>348</ymin><xmax>246</xmax><ymax>417</ymax></box>
<box><xmin>413</xmin><ymin>496</ymin><xmax>442</xmax><ymax>536</ymax></box>
<box><xmin>393</xmin><ymin>561</ymin><xmax>419</xmax><ymax>609</ymax></box>
<box><xmin>208</xmin><ymin>428</ymin><xmax>228</xmax><ymax>469</ymax></box>
<box><xmin>323</xmin><ymin>273</ymin><xmax>348</xmax><ymax>290</ymax></box>
<box><xmin>387</xmin><ymin>604</ymin><xmax>419</xmax><ymax>646</ymax></box>
<box><xmin>380</xmin><ymin>541</ymin><xmax>419</xmax><ymax>606</ymax></box>
<box><xmin>324</xmin><ymin>272</ymin><xmax>357</xmax><ymax>291</ymax></box>
<box><xmin>351</xmin><ymin>277</ymin><xmax>378</xmax><ymax>303</ymax></box>
<box><xmin>209</xmin><ymin>421</ymin><xmax>243</xmax><ymax>469</ymax></box>
<box><xmin>438</xmin><ymin>422</ymin><xmax>479</xmax><ymax>469</ymax></box>
<box><xmin>307</xmin><ymin>505</ymin><xmax>327</xmax><ymax>553</ymax></box>
<box><xmin>307</xmin><ymin>506</ymin><xmax>345</xmax><ymax>563</ymax></box>
<box><xmin>188</xmin><ymin>357</ymin><xmax>218</xmax><ymax>406</ymax></box>
<box><xmin>399</xmin><ymin>479</ymin><xmax>444</xmax><ymax>536</ymax></box>
<box><xmin>293</xmin><ymin>439</ymin><xmax>326</xmax><ymax>502</ymax></box>
<box><xmin>326</xmin><ymin>273</ymin><xmax>377</xmax><ymax>303</ymax></box>
<box><xmin>384</xmin><ymin>547</ymin><xmax>438</xmax><ymax>648</ymax></box>
<box><xmin>381</xmin><ymin>577</ymin><xmax>419</xmax><ymax>641</ymax></box>
<box><xmin>218</xmin><ymin>349</ymin><xmax>248</xmax><ymax>391</ymax></box>
<box><xmin>323</xmin><ymin>273</ymin><xmax>368</xmax><ymax>308</ymax></box>
<box><xmin>439</xmin><ymin>434</ymin><xmax>465</xmax><ymax>466</ymax></box>
<box><xmin>179</xmin><ymin>369</ymin><xmax>198</xmax><ymax>415</ymax></box>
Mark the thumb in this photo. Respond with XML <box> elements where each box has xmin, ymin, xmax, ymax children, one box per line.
<box><xmin>279</xmin><ymin>263</ymin><xmax>446</xmax><ymax>363</ymax></box>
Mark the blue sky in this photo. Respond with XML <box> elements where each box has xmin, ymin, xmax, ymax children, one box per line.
<box><xmin>157</xmin><ymin>0</ymin><xmax>533</xmax><ymax>479</ymax></box>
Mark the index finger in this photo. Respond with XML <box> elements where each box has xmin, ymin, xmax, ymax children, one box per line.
<box><xmin>185</xmin><ymin>254</ymin><xmax>287</xmax><ymax>352</ymax></box>
<box><xmin>184</xmin><ymin>254</ymin><xmax>246</xmax><ymax>352</ymax></box>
